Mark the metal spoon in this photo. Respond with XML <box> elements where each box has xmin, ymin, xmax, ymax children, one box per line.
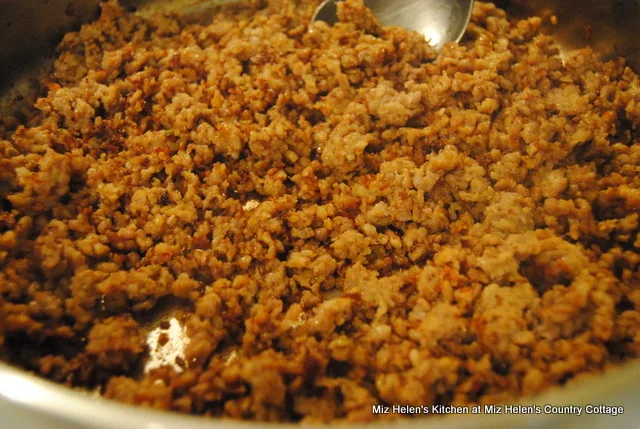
<box><xmin>312</xmin><ymin>0</ymin><xmax>474</xmax><ymax>52</ymax></box>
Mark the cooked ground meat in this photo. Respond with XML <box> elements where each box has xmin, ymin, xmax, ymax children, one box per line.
<box><xmin>1</xmin><ymin>0</ymin><xmax>639</xmax><ymax>423</ymax></box>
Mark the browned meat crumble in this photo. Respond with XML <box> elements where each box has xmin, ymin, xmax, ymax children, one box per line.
<box><xmin>1</xmin><ymin>0</ymin><xmax>639</xmax><ymax>423</ymax></box>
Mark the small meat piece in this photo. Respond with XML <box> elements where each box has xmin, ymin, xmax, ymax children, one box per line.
<box><xmin>86</xmin><ymin>316</ymin><xmax>145</xmax><ymax>371</ymax></box>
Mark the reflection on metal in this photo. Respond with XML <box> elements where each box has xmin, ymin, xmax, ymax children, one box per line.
<box><xmin>144</xmin><ymin>317</ymin><xmax>190</xmax><ymax>374</ymax></box>
<box><xmin>0</xmin><ymin>372</ymin><xmax>50</xmax><ymax>404</ymax></box>
<box><xmin>312</xmin><ymin>0</ymin><xmax>474</xmax><ymax>52</ymax></box>
<box><xmin>421</xmin><ymin>25</ymin><xmax>443</xmax><ymax>48</ymax></box>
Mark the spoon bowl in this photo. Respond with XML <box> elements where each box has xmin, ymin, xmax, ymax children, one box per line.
<box><xmin>312</xmin><ymin>0</ymin><xmax>474</xmax><ymax>52</ymax></box>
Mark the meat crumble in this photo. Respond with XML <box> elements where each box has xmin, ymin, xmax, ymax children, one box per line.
<box><xmin>0</xmin><ymin>0</ymin><xmax>639</xmax><ymax>423</ymax></box>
